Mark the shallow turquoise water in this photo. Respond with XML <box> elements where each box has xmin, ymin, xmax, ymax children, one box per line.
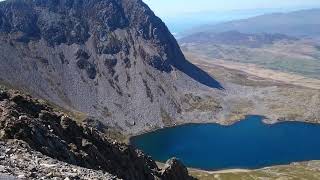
<box><xmin>131</xmin><ymin>116</ymin><xmax>320</xmax><ymax>170</ymax></box>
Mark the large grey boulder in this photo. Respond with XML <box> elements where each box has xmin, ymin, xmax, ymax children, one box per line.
<box><xmin>162</xmin><ymin>158</ymin><xmax>194</xmax><ymax>180</ymax></box>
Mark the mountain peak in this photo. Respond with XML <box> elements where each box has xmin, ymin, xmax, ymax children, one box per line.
<box><xmin>0</xmin><ymin>0</ymin><xmax>221</xmax><ymax>134</ymax></box>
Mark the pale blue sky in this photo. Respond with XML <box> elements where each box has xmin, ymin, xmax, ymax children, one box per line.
<box><xmin>143</xmin><ymin>0</ymin><xmax>320</xmax><ymax>17</ymax></box>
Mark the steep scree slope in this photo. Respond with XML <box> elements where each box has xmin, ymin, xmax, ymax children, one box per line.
<box><xmin>0</xmin><ymin>0</ymin><xmax>221</xmax><ymax>134</ymax></box>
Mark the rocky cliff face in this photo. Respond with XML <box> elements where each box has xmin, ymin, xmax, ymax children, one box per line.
<box><xmin>0</xmin><ymin>87</ymin><xmax>194</xmax><ymax>179</ymax></box>
<box><xmin>0</xmin><ymin>0</ymin><xmax>221</xmax><ymax>134</ymax></box>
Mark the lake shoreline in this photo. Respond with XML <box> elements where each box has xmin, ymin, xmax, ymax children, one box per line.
<box><xmin>129</xmin><ymin>114</ymin><xmax>320</xmax><ymax>143</ymax></box>
<box><xmin>131</xmin><ymin>115</ymin><xmax>320</xmax><ymax>171</ymax></box>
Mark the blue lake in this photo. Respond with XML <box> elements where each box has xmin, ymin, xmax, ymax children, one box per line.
<box><xmin>131</xmin><ymin>116</ymin><xmax>320</xmax><ymax>170</ymax></box>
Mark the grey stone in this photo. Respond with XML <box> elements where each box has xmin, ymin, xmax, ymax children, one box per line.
<box><xmin>162</xmin><ymin>158</ymin><xmax>194</xmax><ymax>180</ymax></box>
<box><xmin>0</xmin><ymin>165</ymin><xmax>5</xmax><ymax>172</ymax></box>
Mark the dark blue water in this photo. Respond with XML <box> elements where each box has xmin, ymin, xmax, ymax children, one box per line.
<box><xmin>131</xmin><ymin>116</ymin><xmax>320</xmax><ymax>170</ymax></box>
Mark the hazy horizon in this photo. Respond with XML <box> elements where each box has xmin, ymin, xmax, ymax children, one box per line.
<box><xmin>143</xmin><ymin>0</ymin><xmax>320</xmax><ymax>36</ymax></box>
<box><xmin>143</xmin><ymin>0</ymin><xmax>320</xmax><ymax>17</ymax></box>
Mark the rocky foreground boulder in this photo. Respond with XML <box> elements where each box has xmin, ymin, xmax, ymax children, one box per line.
<box><xmin>161</xmin><ymin>158</ymin><xmax>191</xmax><ymax>180</ymax></box>
<box><xmin>0</xmin><ymin>88</ymin><xmax>194</xmax><ymax>180</ymax></box>
<box><xmin>0</xmin><ymin>140</ymin><xmax>119</xmax><ymax>179</ymax></box>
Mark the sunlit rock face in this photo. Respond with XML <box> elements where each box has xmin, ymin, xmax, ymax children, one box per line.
<box><xmin>0</xmin><ymin>0</ymin><xmax>221</xmax><ymax>134</ymax></box>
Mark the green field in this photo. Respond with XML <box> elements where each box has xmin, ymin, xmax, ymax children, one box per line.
<box><xmin>181</xmin><ymin>40</ymin><xmax>320</xmax><ymax>79</ymax></box>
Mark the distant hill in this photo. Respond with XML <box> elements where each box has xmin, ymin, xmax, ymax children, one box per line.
<box><xmin>180</xmin><ymin>31</ymin><xmax>298</xmax><ymax>48</ymax></box>
<box><xmin>185</xmin><ymin>9</ymin><xmax>320</xmax><ymax>38</ymax></box>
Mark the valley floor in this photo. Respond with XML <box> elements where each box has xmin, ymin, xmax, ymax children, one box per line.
<box><xmin>179</xmin><ymin>51</ymin><xmax>320</xmax><ymax>179</ymax></box>
<box><xmin>180</xmin><ymin>51</ymin><xmax>320</xmax><ymax>127</ymax></box>
<box><xmin>186</xmin><ymin>52</ymin><xmax>320</xmax><ymax>90</ymax></box>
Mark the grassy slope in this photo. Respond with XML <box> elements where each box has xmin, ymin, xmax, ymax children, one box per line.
<box><xmin>190</xmin><ymin>161</ymin><xmax>320</xmax><ymax>180</ymax></box>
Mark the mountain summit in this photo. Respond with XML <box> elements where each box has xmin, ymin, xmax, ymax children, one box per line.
<box><xmin>0</xmin><ymin>0</ymin><xmax>221</xmax><ymax>133</ymax></box>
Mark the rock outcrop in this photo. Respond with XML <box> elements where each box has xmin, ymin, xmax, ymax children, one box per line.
<box><xmin>0</xmin><ymin>0</ymin><xmax>221</xmax><ymax>134</ymax></box>
<box><xmin>161</xmin><ymin>158</ymin><xmax>192</xmax><ymax>180</ymax></box>
<box><xmin>0</xmin><ymin>88</ymin><xmax>193</xmax><ymax>179</ymax></box>
<box><xmin>0</xmin><ymin>140</ymin><xmax>119</xmax><ymax>180</ymax></box>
